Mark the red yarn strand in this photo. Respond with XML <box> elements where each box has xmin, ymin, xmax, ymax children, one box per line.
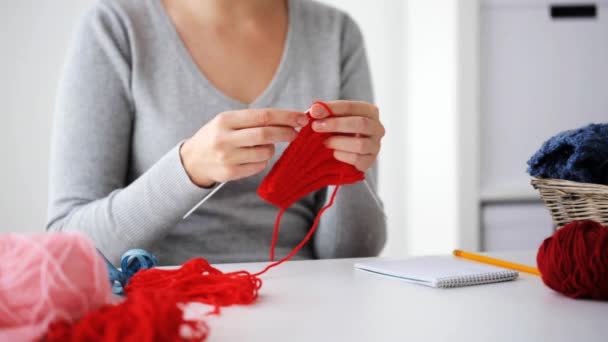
<box><xmin>254</xmin><ymin>185</ymin><xmax>341</xmax><ymax>277</ymax></box>
<box><xmin>125</xmin><ymin>258</ymin><xmax>262</xmax><ymax>314</ymax></box>
<box><xmin>269</xmin><ymin>208</ymin><xmax>285</xmax><ymax>262</ymax></box>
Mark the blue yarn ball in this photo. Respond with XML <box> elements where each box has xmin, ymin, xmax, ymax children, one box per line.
<box><xmin>98</xmin><ymin>249</ymin><xmax>158</xmax><ymax>295</ymax></box>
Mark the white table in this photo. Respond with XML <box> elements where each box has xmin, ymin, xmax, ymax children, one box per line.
<box><xmin>202</xmin><ymin>251</ymin><xmax>607</xmax><ymax>342</ymax></box>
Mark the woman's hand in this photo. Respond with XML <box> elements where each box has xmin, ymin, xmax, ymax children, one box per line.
<box><xmin>180</xmin><ymin>109</ymin><xmax>309</xmax><ymax>187</ymax></box>
<box><xmin>310</xmin><ymin>101</ymin><xmax>385</xmax><ymax>172</ymax></box>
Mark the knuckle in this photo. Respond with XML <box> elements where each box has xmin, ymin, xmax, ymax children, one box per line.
<box><xmin>373</xmin><ymin>140</ymin><xmax>382</xmax><ymax>154</ymax></box>
<box><xmin>216</xmin><ymin>150</ymin><xmax>230</xmax><ymax>163</ymax></box>
<box><xmin>256</xmin><ymin>161</ymin><xmax>269</xmax><ymax>171</ymax></box>
<box><xmin>261</xmin><ymin>128</ymin><xmax>273</xmax><ymax>141</ymax></box>
<box><xmin>210</xmin><ymin>131</ymin><xmax>226</xmax><ymax>149</ymax></box>
<box><xmin>356</xmin><ymin>138</ymin><xmax>367</xmax><ymax>153</ymax></box>
<box><xmin>215</xmin><ymin>112</ymin><xmax>229</xmax><ymax>126</ymax></box>
<box><xmin>263</xmin><ymin>145</ymin><xmax>275</xmax><ymax>159</ymax></box>
<box><xmin>345</xmin><ymin>101</ymin><xmax>355</xmax><ymax>114</ymax></box>
<box><xmin>257</xmin><ymin>109</ymin><xmax>271</xmax><ymax>126</ymax></box>
<box><xmin>210</xmin><ymin>139</ymin><xmax>223</xmax><ymax>151</ymax></box>
<box><xmin>371</xmin><ymin>104</ymin><xmax>380</xmax><ymax>116</ymax></box>
<box><xmin>358</xmin><ymin>117</ymin><xmax>369</xmax><ymax>131</ymax></box>
<box><xmin>379</xmin><ymin>124</ymin><xmax>386</xmax><ymax>137</ymax></box>
<box><xmin>254</xmin><ymin>129</ymin><xmax>268</xmax><ymax>143</ymax></box>
<box><xmin>285</xmin><ymin>128</ymin><xmax>297</xmax><ymax>140</ymax></box>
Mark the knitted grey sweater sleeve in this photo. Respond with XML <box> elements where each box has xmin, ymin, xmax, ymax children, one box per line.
<box><xmin>312</xmin><ymin>15</ymin><xmax>387</xmax><ymax>258</ymax></box>
<box><xmin>46</xmin><ymin>3</ymin><xmax>212</xmax><ymax>263</ymax></box>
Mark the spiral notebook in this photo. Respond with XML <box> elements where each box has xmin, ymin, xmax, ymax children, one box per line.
<box><xmin>354</xmin><ymin>256</ymin><xmax>519</xmax><ymax>288</ymax></box>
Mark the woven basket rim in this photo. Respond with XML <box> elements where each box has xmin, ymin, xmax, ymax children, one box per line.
<box><xmin>531</xmin><ymin>177</ymin><xmax>608</xmax><ymax>192</ymax></box>
<box><xmin>532</xmin><ymin>177</ymin><xmax>608</xmax><ymax>190</ymax></box>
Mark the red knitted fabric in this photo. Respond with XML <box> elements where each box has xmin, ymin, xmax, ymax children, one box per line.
<box><xmin>258</xmin><ymin>101</ymin><xmax>365</xmax><ymax>262</ymax></box>
<box><xmin>537</xmin><ymin>220</ymin><xmax>608</xmax><ymax>300</ymax></box>
<box><xmin>258</xmin><ymin>101</ymin><xmax>365</xmax><ymax>209</ymax></box>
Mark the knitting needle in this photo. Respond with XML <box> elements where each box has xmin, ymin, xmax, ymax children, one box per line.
<box><xmin>183</xmin><ymin>182</ymin><xmax>227</xmax><ymax>219</ymax></box>
<box><xmin>362</xmin><ymin>179</ymin><xmax>383</xmax><ymax>210</ymax></box>
<box><xmin>183</xmin><ymin>180</ymin><xmax>382</xmax><ymax>220</ymax></box>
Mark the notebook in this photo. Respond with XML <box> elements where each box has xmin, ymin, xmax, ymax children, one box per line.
<box><xmin>354</xmin><ymin>256</ymin><xmax>519</xmax><ymax>288</ymax></box>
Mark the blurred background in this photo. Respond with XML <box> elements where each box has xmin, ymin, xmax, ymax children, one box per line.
<box><xmin>1</xmin><ymin>0</ymin><xmax>605</xmax><ymax>257</ymax></box>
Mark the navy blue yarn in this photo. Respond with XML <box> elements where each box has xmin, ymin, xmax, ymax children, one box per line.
<box><xmin>98</xmin><ymin>249</ymin><xmax>158</xmax><ymax>295</ymax></box>
<box><xmin>527</xmin><ymin>123</ymin><xmax>608</xmax><ymax>185</ymax></box>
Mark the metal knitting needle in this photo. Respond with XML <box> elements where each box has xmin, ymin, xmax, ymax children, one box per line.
<box><xmin>362</xmin><ymin>179</ymin><xmax>387</xmax><ymax>219</ymax></box>
<box><xmin>183</xmin><ymin>180</ymin><xmax>382</xmax><ymax>219</ymax></box>
<box><xmin>183</xmin><ymin>182</ymin><xmax>227</xmax><ymax>219</ymax></box>
<box><xmin>362</xmin><ymin>179</ymin><xmax>382</xmax><ymax>209</ymax></box>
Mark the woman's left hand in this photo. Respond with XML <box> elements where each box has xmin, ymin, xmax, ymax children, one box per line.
<box><xmin>310</xmin><ymin>100</ymin><xmax>385</xmax><ymax>172</ymax></box>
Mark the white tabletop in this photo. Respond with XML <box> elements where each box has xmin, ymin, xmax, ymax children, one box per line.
<box><xmin>201</xmin><ymin>251</ymin><xmax>607</xmax><ymax>342</ymax></box>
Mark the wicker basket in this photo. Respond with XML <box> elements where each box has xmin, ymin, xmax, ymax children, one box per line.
<box><xmin>531</xmin><ymin>177</ymin><xmax>608</xmax><ymax>227</ymax></box>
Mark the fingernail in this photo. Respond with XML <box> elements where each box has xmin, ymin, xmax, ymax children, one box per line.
<box><xmin>297</xmin><ymin>115</ymin><xmax>310</xmax><ymax>126</ymax></box>
<box><xmin>310</xmin><ymin>104</ymin><xmax>325</xmax><ymax>118</ymax></box>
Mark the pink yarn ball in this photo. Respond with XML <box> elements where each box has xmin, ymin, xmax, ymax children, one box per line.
<box><xmin>0</xmin><ymin>232</ymin><xmax>114</xmax><ymax>341</ymax></box>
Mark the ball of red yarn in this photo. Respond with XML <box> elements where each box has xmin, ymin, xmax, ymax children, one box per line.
<box><xmin>537</xmin><ymin>220</ymin><xmax>608</xmax><ymax>300</ymax></box>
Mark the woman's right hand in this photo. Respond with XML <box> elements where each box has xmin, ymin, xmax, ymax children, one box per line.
<box><xmin>180</xmin><ymin>108</ymin><xmax>310</xmax><ymax>187</ymax></box>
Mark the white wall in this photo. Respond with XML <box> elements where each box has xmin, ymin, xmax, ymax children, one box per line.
<box><xmin>403</xmin><ymin>0</ymin><xmax>480</xmax><ymax>254</ymax></box>
<box><xmin>0</xmin><ymin>0</ymin><xmax>93</xmax><ymax>232</ymax></box>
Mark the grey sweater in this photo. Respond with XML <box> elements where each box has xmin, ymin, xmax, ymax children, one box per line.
<box><xmin>47</xmin><ymin>0</ymin><xmax>386</xmax><ymax>265</ymax></box>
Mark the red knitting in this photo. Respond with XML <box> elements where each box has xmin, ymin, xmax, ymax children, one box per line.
<box><xmin>258</xmin><ymin>101</ymin><xmax>364</xmax><ymax>209</ymax></box>
<box><xmin>258</xmin><ymin>101</ymin><xmax>365</xmax><ymax>262</ymax></box>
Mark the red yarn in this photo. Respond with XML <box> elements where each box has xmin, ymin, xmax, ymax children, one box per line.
<box><xmin>44</xmin><ymin>101</ymin><xmax>365</xmax><ymax>340</ymax></box>
<box><xmin>537</xmin><ymin>220</ymin><xmax>608</xmax><ymax>300</ymax></box>
<box><xmin>258</xmin><ymin>101</ymin><xmax>365</xmax><ymax>261</ymax></box>
<box><xmin>125</xmin><ymin>258</ymin><xmax>262</xmax><ymax>314</ymax></box>
<box><xmin>258</xmin><ymin>101</ymin><xmax>364</xmax><ymax>209</ymax></box>
<box><xmin>46</xmin><ymin>290</ymin><xmax>209</xmax><ymax>341</ymax></box>
<box><xmin>253</xmin><ymin>184</ymin><xmax>341</xmax><ymax>276</ymax></box>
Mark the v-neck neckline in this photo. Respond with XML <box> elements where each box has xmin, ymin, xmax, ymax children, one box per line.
<box><xmin>151</xmin><ymin>0</ymin><xmax>296</xmax><ymax>109</ymax></box>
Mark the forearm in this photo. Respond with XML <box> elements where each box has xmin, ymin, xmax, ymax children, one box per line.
<box><xmin>47</xmin><ymin>144</ymin><xmax>211</xmax><ymax>263</ymax></box>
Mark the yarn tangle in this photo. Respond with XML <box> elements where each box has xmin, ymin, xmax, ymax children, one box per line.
<box><xmin>537</xmin><ymin>220</ymin><xmax>608</xmax><ymax>300</ymax></box>
<box><xmin>46</xmin><ymin>290</ymin><xmax>209</xmax><ymax>342</ymax></box>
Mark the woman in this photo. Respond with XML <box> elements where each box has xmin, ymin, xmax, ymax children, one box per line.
<box><xmin>47</xmin><ymin>0</ymin><xmax>386</xmax><ymax>265</ymax></box>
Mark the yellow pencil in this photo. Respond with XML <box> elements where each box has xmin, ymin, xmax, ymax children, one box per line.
<box><xmin>453</xmin><ymin>249</ymin><xmax>541</xmax><ymax>276</ymax></box>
